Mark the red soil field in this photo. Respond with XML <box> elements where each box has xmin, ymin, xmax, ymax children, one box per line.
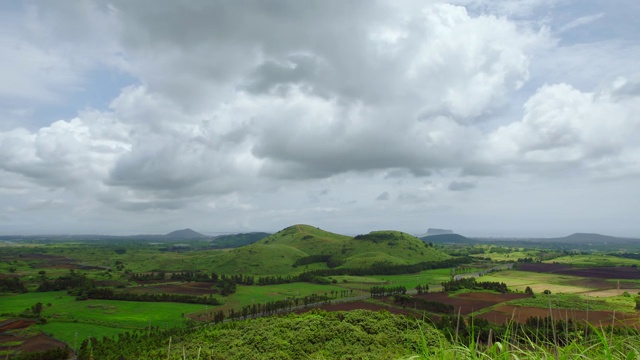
<box><xmin>0</xmin><ymin>319</ymin><xmax>35</xmax><ymax>332</ymax></box>
<box><xmin>408</xmin><ymin>292</ymin><xmax>530</xmax><ymax>315</ymax></box>
<box><xmin>0</xmin><ymin>319</ymin><xmax>68</xmax><ymax>356</ymax></box>
<box><xmin>478</xmin><ymin>305</ymin><xmax>640</xmax><ymax>328</ymax></box>
<box><xmin>518</xmin><ymin>263</ymin><xmax>640</xmax><ymax>280</ymax></box>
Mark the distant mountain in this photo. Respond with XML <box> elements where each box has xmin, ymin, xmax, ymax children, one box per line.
<box><xmin>166</xmin><ymin>229</ymin><xmax>207</xmax><ymax>239</ymax></box>
<box><xmin>546</xmin><ymin>233</ymin><xmax>633</xmax><ymax>244</ymax></box>
<box><xmin>421</xmin><ymin>234</ymin><xmax>476</xmax><ymax>244</ymax></box>
<box><xmin>211</xmin><ymin>232</ymin><xmax>271</xmax><ymax>248</ymax></box>
<box><xmin>424</xmin><ymin>228</ymin><xmax>454</xmax><ymax>236</ymax></box>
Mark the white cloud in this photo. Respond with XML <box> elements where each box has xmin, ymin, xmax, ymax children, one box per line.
<box><xmin>481</xmin><ymin>78</ymin><xmax>640</xmax><ymax>178</ymax></box>
<box><xmin>0</xmin><ymin>1</ymin><xmax>638</xmax><ymax>236</ymax></box>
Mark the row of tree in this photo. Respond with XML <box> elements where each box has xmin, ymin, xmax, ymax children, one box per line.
<box><xmin>81</xmin><ymin>287</ymin><xmax>222</xmax><ymax>305</ymax></box>
<box><xmin>369</xmin><ymin>285</ymin><xmax>406</xmax><ymax>298</ymax></box>
<box><xmin>299</xmin><ymin>257</ymin><xmax>473</xmax><ymax>280</ymax></box>
<box><xmin>130</xmin><ymin>271</ymin><xmax>302</xmax><ymax>287</ymax></box>
<box><xmin>440</xmin><ymin>277</ymin><xmax>509</xmax><ymax>293</ymax></box>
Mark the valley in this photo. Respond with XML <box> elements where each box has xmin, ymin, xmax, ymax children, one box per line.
<box><xmin>1</xmin><ymin>225</ymin><xmax>640</xmax><ymax>359</ymax></box>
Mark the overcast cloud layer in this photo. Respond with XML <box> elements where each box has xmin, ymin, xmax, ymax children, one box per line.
<box><xmin>1</xmin><ymin>0</ymin><xmax>639</xmax><ymax>237</ymax></box>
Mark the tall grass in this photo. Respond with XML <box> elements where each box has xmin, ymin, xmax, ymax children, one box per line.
<box><xmin>409</xmin><ymin>313</ymin><xmax>640</xmax><ymax>360</ymax></box>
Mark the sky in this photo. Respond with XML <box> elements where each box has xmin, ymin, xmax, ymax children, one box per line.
<box><xmin>1</xmin><ymin>0</ymin><xmax>639</xmax><ymax>238</ymax></box>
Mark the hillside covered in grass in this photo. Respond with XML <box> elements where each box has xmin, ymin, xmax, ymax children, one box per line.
<box><xmin>209</xmin><ymin>225</ymin><xmax>450</xmax><ymax>275</ymax></box>
<box><xmin>78</xmin><ymin>309</ymin><xmax>446</xmax><ymax>360</ymax></box>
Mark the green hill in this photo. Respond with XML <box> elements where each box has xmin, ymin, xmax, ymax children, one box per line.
<box><xmin>257</xmin><ymin>224</ymin><xmax>352</xmax><ymax>254</ymax></box>
<box><xmin>210</xmin><ymin>225</ymin><xmax>450</xmax><ymax>275</ymax></box>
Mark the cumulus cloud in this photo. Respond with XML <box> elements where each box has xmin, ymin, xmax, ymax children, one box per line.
<box><xmin>480</xmin><ymin>77</ymin><xmax>640</xmax><ymax>178</ymax></box>
<box><xmin>0</xmin><ymin>1</ymin><xmax>638</xmax><ymax>235</ymax></box>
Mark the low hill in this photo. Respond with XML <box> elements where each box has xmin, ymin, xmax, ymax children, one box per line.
<box><xmin>211</xmin><ymin>232</ymin><xmax>270</xmax><ymax>248</ymax></box>
<box><xmin>165</xmin><ymin>229</ymin><xmax>207</xmax><ymax>239</ymax></box>
<box><xmin>551</xmin><ymin>233</ymin><xmax>629</xmax><ymax>244</ymax></box>
<box><xmin>210</xmin><ymin>225</ymin><xmax>450</xmax><ymax>275</ymax></box>
<box><xmin>421</xmin><ymin>234</ymin><xmax>476</xmax><ymax>244</ymax></box>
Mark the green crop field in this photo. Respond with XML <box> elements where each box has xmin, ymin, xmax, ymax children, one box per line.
<box><xmin>0</xmin><ymin>291</ymin><xmax>204</xmax><ymax>340</ymax></box>
<box><xmin>208</xmin><ymin>282</ymin><xmax>347</xmax><ymax>314</ymax></box>
<box><xmin>37</xmin><ymin>322</ymin><xmax>129</xmax><ymax>349</ymax></box>
<box><xmin>507</xmin><ymin>292</ymin><xmax>637</xmax><ymax>313</ymax></box>
<box><xmin>543</xmin><ymin>254</ymin><xmax>640</xmax><ymax>267</ymax></box>
<box><xmin>478</xmin><ymin>270</ymin><xmax>594</xmax><ymax>293</ymax></box>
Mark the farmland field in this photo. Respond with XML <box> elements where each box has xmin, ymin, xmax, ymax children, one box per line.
<box><xmin>478</xmin><ymin>270</ymin><xmax>595</xmax><ymax>293</ymax></box>
<box><xmin>3</xmin><ymin>234</ymin><xmax>640</xmax><ymax>359</ymax></box>
<box><xmin>0</xmin><ymin>290</ymin><xmax>205</xmax><ymax>343</ymax></box>
<box><xmin>542</xmin><ymin>254</ymin><xmax>640</xmax><ymax>267</ymax></box>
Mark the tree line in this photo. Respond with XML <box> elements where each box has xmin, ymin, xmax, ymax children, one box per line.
<box><xmin>298</xmin><ymin>257</ymin><xmax>473</xmax><ymax>280</ymax></box>
<box><xmin>82</xmin><ymin>287</ymin><xmax>222</xmax><ymax>305</ymax></box>
<box><xmin>129</xmin><ymin>270</ymin><xmax>300</xmax><ymax>286</ymax></box>
<box><xmin>369</xmin><ymin>285</ymin><xmax>406</xmax><ymax>298</ymax></box>
<box><xmin>440</xmin><ymin>277</ymin><xmax>509</xmax><ymax>293</ymax></box>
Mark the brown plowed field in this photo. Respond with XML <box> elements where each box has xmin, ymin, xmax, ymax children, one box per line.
<box><xmin>409</xmin><ymin>292</ymin><xmax>530</xmax><ymax>315</ymax></box>
<box><xmin>0</xmin><ymin>319</ymin><xmax>35</xmax><ymax>332</ymax></box>
<box><xmin>478</xmin><ymin>305</ymin><xmax>640</xmax><ymax>328</ymax></box>
<box><xmin>0</xmin><ymin>319</ymin><xmax>68</xmax><ymax>356</ymax></box>
<box><xmin>0</xmin><ymin>333</ymin><xmax>68</xmax><ymax>354</ymax></box>
<box><xmin>518</xmin><ymin>263</ymin><xmax>640</xmax><ymax>280</ymax></box>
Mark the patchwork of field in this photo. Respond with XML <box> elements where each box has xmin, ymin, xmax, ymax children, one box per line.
<box><xmin>330</xmin><ymin>268</ymin><xmax>453</xmax><ymax>292</ymax></box>
<box><xmin>518</xmin><ymin>262</ymin><xmax>640</xmax><ymax>279</ymax></box>
<box><xmin>478</xmin><ymin>270</ymin><xmax>595</xmax><ymax>294</ymax></box>
<box><xmin>542</xmin><ymin>254</ymin><xmax>640</xmax><ymax>267</ymax></box>
<box><xmin>0</xmin><ymin>290</ymin><xmax>206</xmax><ymax>353</ymax></box>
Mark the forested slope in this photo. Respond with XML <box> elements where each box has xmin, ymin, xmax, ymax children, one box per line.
<box><xmin>78</xmin><ymin>310</ymin><xmax>446</xmax><ymax>360</ymax></box>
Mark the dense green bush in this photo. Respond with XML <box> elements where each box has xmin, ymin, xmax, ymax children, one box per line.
<box><xmin>78</xmin><ymin>310</ymin><xmax>446</xmax><ymax>360</ymax></box>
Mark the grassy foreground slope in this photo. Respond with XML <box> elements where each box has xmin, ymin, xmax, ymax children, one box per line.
<box><xmin>209</xmin><ymin>225</ymin><xmax>450</xmax><ymax>275</ymax></box>
<box><xmin>79</xmin><ymin>309</ymin><xmax>446</xmax><ymax>360</ymax></box>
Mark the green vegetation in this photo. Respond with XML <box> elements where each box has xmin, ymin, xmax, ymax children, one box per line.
<box><xmin>4</xmin><ymin>226</ymin><xmax>640</xmax><ymax>359</ymax></box>
<box><xmin>37</xmin><ymin>322</ymin><xmax>127</xmax><ymax>349</ymax></box>
<box><xmin>508</xmin><ymin>293</ymin><xmax>637</xmax><ymax>313</ymax></box>
<box><xmin>0</xmin><ymin>291</ymin><xmax>203</xmax><ymax>329</ymax></box>
<box><xmin>78</xmin><ymin>310</ymin><xmax>447</xmax><ymax>360</ymax></box>
<box><xmin>479</xmin><ymin>270</ymin><xmax>593</xmax><ymax>293</ymax></box>
<box><xmin>544</xmin><ymin>254</ymin><xmax>640</xmax><ymax>267</ymax></box>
